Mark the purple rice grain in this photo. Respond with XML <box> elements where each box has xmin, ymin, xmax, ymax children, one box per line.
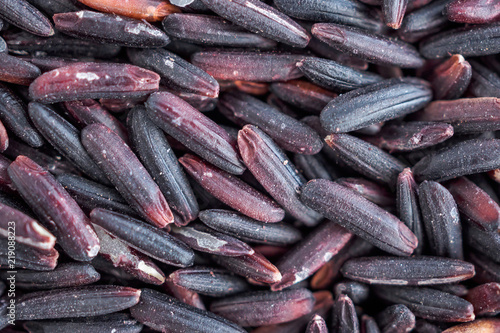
<box><xmin>57</xmin><ymin>173</ymin><xmax>138</xmax><ymax>217</ymax></box>
<box><xmin>336</xmin><ymin>177</ymin><xmax>395</xmax><ymax>207</ymax></box>
<box><xmin>82</xmin><ymin>123</ymin><xmax>175</xmax><ymax>228</ymax></box>
<box><xmin>218</xmin><ymin>90</ymin><xmax>324</xmax><ymax>154</ymax></box>
<box><xmin>312</xmin><ymin>23</ymin><xmax>425</xmax><ymax>68</ymax></box>
<box><xmin>444</xmin><ymin>177</ymin><xmax>500</xmax><ymax>231</ymax></box>
<box><xmin>0</xmin><ymin>0</ymin><xmax>54</xmax><ymax>37</ymax></box>
<box><xmin>445</xmin><ymin>0</ymin><xmax>500</xmax><ymax>24</ymax></box>
<box><xmin>320</xmin><ymin>78</ymin><xmax>433</xmax><ymax>134</ymax></box>
<box><xmin>0</xmin><ymin>119</ymin><xmax>6</xmax><ymax>152</ymax></box>
<box><xmin>164</xmin><ymin>278</ymin><xmax>206</xmax><ymax>310</ymax></box>
<box><xmin>210</xmin><ymin>288</ymin><xmax>315</xmax><ymax>327</ymax></box>
<box><xmin>469</xmin><ymin>173</ymin><xmax>500</xmax><ymax>203</ymax></box>
<box><xmin>332</xmin><ymin>293</ymin><xmax>360</xmax><ymax>333</ymax></box>
<box><xmin>376</xmin><ymin>304</ymin><xmax>416</xmax><ymax>333</ymax></box>
<box><xmin>419</xmin><ymin>180</ymin><xmax>464</xmax><ymax>259</ymax></box>
<box><xmin>361</xmin><ymin>315</ymin><xmax>381</xmax><ymax>333</ymax></box>
<box><xmin>428</xmin><ymin>54</ymin><xmax>472</xmax><ymax>100</ymax></box>
<box><xmin>297</xmin><ymin>56</ymin><xmax>383</xmax><ymax>92</ymax></box>
<box><xmin>28</xmin><ymin>102</ymin><xmax>111</xmax><ymax>185</ymax></box>
<box><xmin>311</xmin><ymin>238</ymin><xmax>375</xmax><ymax>289</ymax></box>
<box><xmin>275</xmin><ymin>0</ymin><xmax>383</xmax><ymax>32</ymax></box>
<box><xmin>130</xmin><ymin>288</ymin><xmax>246</xmax><ymax>333</ymax></box>
<box><xmin>127</xmin><ymin>106</ymin><xmax>199</xmax><ymax>225</ymax></box>
<box><xmin>469</xmin><ymin>251</ymin><xmax>500</xmax><ymax>284</ymax></box>
<box><xmin>0</xmin><ymin>202</ymin><xmax>55</xmax><ymax>252</ymax></box>
<box><xmin>488</xmin><ymin>168</ymin><xmax>500</xmax><ymax>184</ymax></box>
<box><xmin>469</xmin><ymin>59</ymin><xmax>500</xmax><ymax>98</ymax></box>
<box><xmin>399</xmin><ymin>0</ymin><xmax>451</xmax><ymax>43</ymax></box>
<box><xmin>4</xmin><ymin>30</ymin><xmax>122</xmax><ymax>58</ymax></box>
<box><xmin>441</xmin><ymin>318</ymin><xmax>500</xmax><ymax>332</ymax></box>
<box><xmin>382</xmin><ymin>0</ymin><xmax>409</xmax><ymax>29</ymax></box>
<box><xmin>340</xmin><ymin>256</ymin><xmax>475</xmax><ymax>285</ymax></box>
<box><xmin>269</xmin><ymin>80</ymin><xmax>337</xmax><ymax>115</ymax></box>
<box><xmin>396</xmin><ymin>168</ymin><xmax>425</xmax><ymax>254</ymax></box>
<box><xmin>334</xmin><ymin>281</ymin><xmax>370</xmax><ymax>304</ymax></box>
<box><xmin>168</xmin><ymin>266</ymin><xmax>250</xmax><ymax>297</ymax></box>
<box><xmin>25</xmin><ymin>0</ymin><xmax>81</xmax><ymax>17</ymax></box>
<box><xmin>0</xmin><ymin>262</ymin><xmax>100</xmax><ymax>290</ymax></box>
<box><xmin>210</xmin><ymin>251</ymin><xmax>282</xmax><ymax>285</ymax></box>
<box><xmin>190</xmin><ymin>51</ymin><xmax>304</xmax><ymax>82</ymax></box>
<box><xmin>415</xmin><ymin>97</ymin><xmax>500</xmax><ymax>134</ymax></box>
<box><xmin>90</xmin><ymin>208</ymin><xmax>194</xmax><ymax>267</ymax></box>
<box><xmin>464</xmin><ymin>282</ymin><xmax>500</xmax><ymax>316</ymax></box>
<box><xmin>325</xmin><ymin>134</ymin><xmax>407</xmax><ymax>186</ymax></box>
<box><xmin>238</xmin><ymin>125</ymin><xmax>323</xmax><ymax>226</ymax></box>
<box><xmin>198</xmin><ymin>0</ymin><xmax>310</xmax><ymax>47</ymax></box>
<box><xmin>373</xmin><ymin>286</ymin><xmax>475</xmax><ymax>322</ymax></box>
<box><xmin>0</xmin><ymin>154</ymin><xmax>13</xmax><ymax>194</ymax></box>
<box><xmin>362</xmin><ymin>121</ymin><xmax>454</xmax><ymax>153</ymax></box>
<box><xmin>145</xmin><ymin>91</ymin><xmax>246</xmax><ymax>175</ymax></box>
<box><xmin>306</xmin><ymin>314</ymin><xmax>328</xmax><ymax>333</ymax></box>
<box><xmin>92</xmin><ymin>223</ymin><xmax>166</xmax><ymax>285</ymax></box>
<box><xmin>466</xmin><ymin>226</ymin><xmax>500</xmax><ymax>264</ymax></box>
<box><xmin>0</xmin><ymin>83</ymin><xmax>44</xmax><ymax>148</ymax></box>
<box><xmin>240</xmin><ymin>290</ymin><xmax>333</xmax><ymax>333</ymax></box>
<box><xmin>29</xmin><ymin>62</ymin><xmax>160</xmax><ymax>103</ymax></box>
<box><xmin>53</xmin><ymin>11</ymin><xmax>170</xmax><ymax>48</ymax></box>
<box><xmin>301</xmin><ymin>179</ymin><xmax>418</xmax><ymax>255</ymax></box>
<box><xmin>0</xmin><ymin>52</ymin><xmax>42</xmax><ymax>85</ymax></box>
<box><xmin>169</xmin><ymin>223</ymin><xmax>254</xmax><ymax>257</ymax></box>
<box><xmin>412</xmin><ymin>138</ymin><xmax>500</xmax><ymax>182</ymax></box>
<box><xmin>76</xmin><ymin>0</ymin><xmax>180</xmax><ymax>21</ymax></box>
<box><xmin>271</xmin><ymin>220</ymin><xmax>353</xmax><ymax>291</ymax></box>
<box><xmin>127</xmin><ymin>48</ymin><xmax>219</xmax><ymax>98</ymax></box>
<box><xmin>179</xmin><ymin>154</ymin><xmax>284</xmax><ymax>222</ymax></box>
<box><xmin>22</xmin><ymin>313</ymin><xmax>143</xmax><ymax>333</ymax></box>
<box><xmin>63</xmin><ymin>99</ymin><xmax>129</xmax><ymax>142</ymax></box>
<box><xmin>198</xmin><ymin>209</ymin><xmax>302</xmax><ymax>245</ymax></box>
<box><xmin>162</xmin><ymin>13</ymin><xmax>277</xmax><ymax>48</ymax></box>
<box><xmin>0</xmin><ymin>239</ymin><xmax>58</xmax><ymax>271</ymax></box>
<box><xmin>16</xmin><ymin>285</ymin><xmax>141</xmax><ymax>320</ymax></box>
<box><xmin>420</xmin><ymin>23</ymin><xmax>500</xmax><ymax>58</ymax></box>
<box><xmin>8</xmin><ymin>156</ymin><xmax>100</xmax><ymax>261</ymax></box>
<box><xmin>414</xmin><ymin>319</ymin><xmax>442</xmax><ymax>333</ymax></box>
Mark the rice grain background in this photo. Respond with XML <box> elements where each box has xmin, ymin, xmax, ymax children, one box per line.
<box><xmin>0</xmin><ymin>0</ymin><xmax>499</xmax><ymax>331</ymax></box>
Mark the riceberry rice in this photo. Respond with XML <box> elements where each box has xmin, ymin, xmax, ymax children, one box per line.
<box><xmin>0</xmin><ymin>1</ymin><xmax>499</xmax><ymax>332</ymax></box>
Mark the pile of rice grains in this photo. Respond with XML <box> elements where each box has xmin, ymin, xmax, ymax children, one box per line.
<box><xmin>0</xmin><ymin>0</ymin><xmax>499</xmax><ymax>331</ymax></box>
